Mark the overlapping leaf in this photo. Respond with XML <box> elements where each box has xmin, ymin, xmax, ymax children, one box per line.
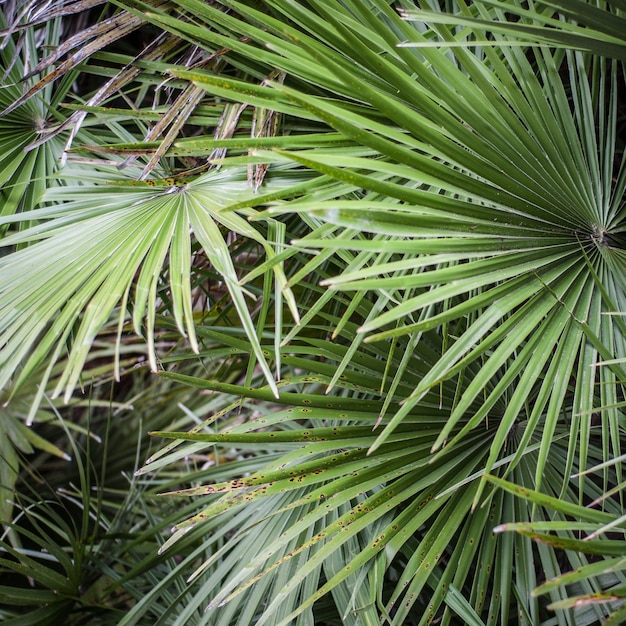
<box><xmin>126</xmin><ymin>1</ymin><xmax>625</xmax><ymax>623</ymax></box>
<box><xmin>0</xmin><ymin>164</ymin><xmax>311</xmax><ymax>401</ymax></box>
<box><xmin>0</xmin><ymin>0</ymin><xmax>624</xmax><ymax>624</ymax></box>
<box><xmin>138</xmin><ymin>320</ymin><xmax>620</xmax><ymax>625</ymax></box>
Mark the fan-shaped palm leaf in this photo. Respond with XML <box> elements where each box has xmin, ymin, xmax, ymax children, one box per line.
<box><xmin>147</xmin><ymin>0</ymin><xmax>626</xmax><ymax>494</ymax></box>
<box><xmin>144</xmin><ymin>317</ymin><xmax>620</xmax><ymax>625</ymax></box>
<box><xmin>124</xmin><ymin>1</ymin><xmax>626</xmax><ymax>623</ymax></box>
<box><xmin>0</xmin><ymin>164</ymin><xmax>309</xmax><ymax>402</ymax></box>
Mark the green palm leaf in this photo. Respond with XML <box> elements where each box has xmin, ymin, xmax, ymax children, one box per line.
<box><xmin>122</xmin><ymin>1</ymin><xmax>625</xmax><ymax>622</ymax></box>
<box><xmin>401</xmin><ymin>1</ymin><xmax>626</xmax><ymax>61</ymax></box>
<box><xmin>0</xmin><ymin>166</ymin><xmax>306</xmax><ymax>400</ymax></box>
<box><xmin>143</xmin><ymin>323</ymin><xmax>618</xmax><ymax>624</ymax></box>
<box><xmin>1</xmin><ymin>1</ymin><xmax>624</xmax><ymax>624</ymax></box>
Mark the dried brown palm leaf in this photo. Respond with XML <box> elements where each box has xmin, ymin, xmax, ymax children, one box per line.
<box><xmin>0</xmin><ymin>1</ymin><xmax>170</xmax><ymax>119</ymax></box>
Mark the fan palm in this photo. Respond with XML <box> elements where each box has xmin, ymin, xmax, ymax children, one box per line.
<box><xmin>0</xmin><ymin>1</ymin><xmax>624</xmax><ymax>625</ymax></box>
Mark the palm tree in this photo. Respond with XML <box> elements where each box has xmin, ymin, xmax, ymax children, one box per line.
<box><xmin>0</xmin><ymin>1</ymin><xmax>624</xmax><ymax>624</ymax></box>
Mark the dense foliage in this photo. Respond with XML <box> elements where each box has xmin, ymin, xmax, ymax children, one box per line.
<box><xmin>0</xmin><ymin>1</ymin><xmax>625</xmax><ymax>625</ymax></box>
